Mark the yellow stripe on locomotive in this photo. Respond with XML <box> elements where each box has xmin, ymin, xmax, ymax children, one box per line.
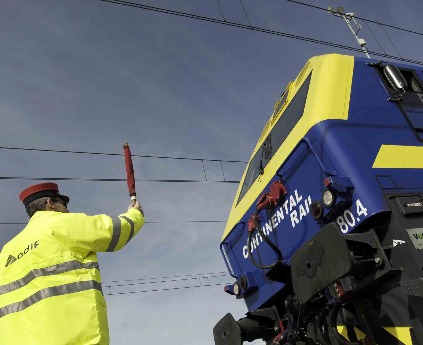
<box><xmin>373</xmin><ymin>144</ymin><xmax>423</xmax><ymax>168</ymax></box>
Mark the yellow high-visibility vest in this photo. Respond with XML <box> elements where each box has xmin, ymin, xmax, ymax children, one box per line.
<box><xmin>0</xmin><ymin>208</ymin><xmax>144</xmax><ymax>345</ymax></box>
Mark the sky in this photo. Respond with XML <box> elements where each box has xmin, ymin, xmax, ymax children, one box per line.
<box><xmin>1</xmin><ymin>1</ymin><xmax>423</xmax><ymax>344</ymax></box>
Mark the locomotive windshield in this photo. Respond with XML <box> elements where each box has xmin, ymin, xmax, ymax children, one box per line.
<box><xmin>237</xmin><ymin>73</ymin><xmax>312</xmax><ymax>203</ymax></box>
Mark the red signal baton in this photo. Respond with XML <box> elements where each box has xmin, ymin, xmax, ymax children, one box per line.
<box><xmin>123</xmin><ymin>143</ymin><xmax>136</xmax><ymax>203</ymax></box>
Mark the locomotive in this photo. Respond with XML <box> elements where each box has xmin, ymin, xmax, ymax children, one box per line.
<box><xmin>213</xmin><ymin>54</ymin><xmax>423</xmax><ymax>345</ymax></box>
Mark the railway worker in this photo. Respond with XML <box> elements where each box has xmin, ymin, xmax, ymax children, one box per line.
<box><xmin>0</xmin><ymin>182</ymin><xmax>144</xmax><ymax>345</ymax></box>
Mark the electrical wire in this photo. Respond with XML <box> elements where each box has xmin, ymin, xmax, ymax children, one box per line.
<box><xmin>380</xmin><ymin>23</ymin><xmax>404</xmax><ymax>59</ymax></box>
<box><xmin>363</xmin><ymin>20</ymin><xmax>387</xmax><ymax>56</ymax></box>
<box><xmin>105</xmin><ymin>282</ymin><xmax>229</xmax><ymax>295</ymax></box>
<box><xmin>0</xmin><ymin>145</ymin><xmax>247</xmax><ymax>164</ymax></box>
<box><xmin>0</xmin><ymin>146</ymin><xmax>244</xmax><ymax>186</ymax></box>
<box><xmin>105</xmin><ymin>273</ymin><xmax>229</xmax><ymax>288</ymax></box>
<box><xmin>104</xmin><ymin>271</ymin><xmax>229</xmax><ymax>284</ymax></box>
<box><xmin>0</xmin><ymin>176</ymin><xmax>239</xmax><ymax>183</ymax></box>
<box><xmin>147</xmin><ymin>220</ymin><xmax>226</xmax><ymax>223</ymax></box>
<box><xmin>95</xmin><ymin>0</ymin><xmax>423</xmax><ymax>66</ymax></box>
<box><xmin>240</xmin><ymin>0</ymin><xmax>252</xmax><ymax>27</ymax></box>
<box><xmin>0</xmin><ymin>220</ymin><xmax>227</xmax><ymax>225</ymax></box>
<box><xmin>282</xmin><ymin>0</ymin><xmax>423</xmax><ymax>37</ymax></box>
<box><xmin>215</xmin><ymin>0</ymin><xmax>226</xmax><ymax>21</ymax></box>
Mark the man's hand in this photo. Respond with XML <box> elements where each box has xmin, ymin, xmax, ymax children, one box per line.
<box><xmin>128</xmin><ymin>201</ymin><xmax>144</xmax><ymax>216</ymax></box>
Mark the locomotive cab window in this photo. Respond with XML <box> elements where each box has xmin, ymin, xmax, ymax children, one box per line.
<box><xmin>237</xmin><ymin>73</ymin><xmax>312</xmax><ymax>204</ymax></box>
<box><xmin>377</xmin><ymin>64</ymin><xmax>423</xmax><ymax>138</ymax></box>
<box><xmin>379</xmin><ymin>65</ymin><xmax>423</xmax><ymax>95</ymax></box>
<box><xmin>401</xmin><ymin>69</ymin><xmax>423</xmax><ymax>93</ymax></box>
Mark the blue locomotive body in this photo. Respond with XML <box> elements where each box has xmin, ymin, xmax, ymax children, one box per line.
<box><xmin>215</xmin><ymin>54</ymin><xmax>423</xmax><ymax>345</ymax></box>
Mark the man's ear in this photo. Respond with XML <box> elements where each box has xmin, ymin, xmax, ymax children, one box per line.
<box><xmin>45</xmin><ymin>198</ymin><xmax>55</xmax><ymax>210</ymax></box>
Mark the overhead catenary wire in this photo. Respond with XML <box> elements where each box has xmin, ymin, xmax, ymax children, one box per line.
<box><xmin>95</xmin><ymin>0</ymin><xmax>423</xmax><ymax>66</ymax></box>
<box><xmin>104</xmin><ymin>271</ymin><xmax>229</xmax><ymax>284</ymax></box>
<box><xmin>0</xmin><ymin>146</ymin><xmax>245</xmax><ymax>186</ymax></box>
<box><xmin>282</xmin><ymin>0</ymin><xmax>423</xmax><ymax>37</ymax></box>
<box><xmin>0</xmin><ymin>145</ymin><xmax>247</xmax><ymax>164</ymax></box>
<box><xmin>0</xmin><ymin>220</ymin><xmax>227</xmax><ymax>225</ymax></box>
<box><xmin>363</xmin><ymin>20</ymin><xmax>387</xmax><ymax>56</ymax></box>
<box><xmin>239</xmin><ymin>0</ymin><xmax>252</xmax><ymax>27</ymax></box>
<box><xmin>105</xmin><ymin>282</ymin><xmax>230</xmax><ymax>295</ymax></box>
<box><xmin>215</xmin><ymin>0</ymin><xmax>226</xmax><ymax>21</ymax></box>
<box><xmin>104</xmin><ymin>262</ymin><xmax>232</xmax><ymax>295</ymax></box>
<box><xmin>283</xmin><ymin>0</ymin><xmax>417</xmax><ymax>61</ymax></box>
<box><xmin>104</xmin><ymin>273</ymin><xmax>229</xmax><ymax>288</ymax></box>
<box><xmin>104</xmin><ymin>274</ymin><xmax>232</xmax><ymax>295</ymax></box>
<box><xmin>0</xmin><ymin>176</ymin><xmax>240</xmax><ymax>183</ymax></box>
<box><xmin>379</xmin><ymin>23</ymin><xmax>404</xmax><ymax>59</ymax></box>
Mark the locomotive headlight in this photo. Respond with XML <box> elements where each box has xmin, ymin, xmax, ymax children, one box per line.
<box><xmin>322</xmin><ymin>189</ymin><xmax>335</xmax><ymax>207</ymax></box>
<box><xmin>233</xmin><ymin>283</ymin><xmax>241</xmax><ymax>296</ymax></box>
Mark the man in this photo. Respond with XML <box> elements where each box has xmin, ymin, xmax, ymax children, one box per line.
<box><xmin>0</xmin><ymin>182</ymin><xmax>144</xmax><ymax>344</ymax></box>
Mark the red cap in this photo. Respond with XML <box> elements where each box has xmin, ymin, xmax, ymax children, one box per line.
<box><xmin>19</xmin><ymin>182</ymin><xmax>69</xmax><ymax>207</ymax></box>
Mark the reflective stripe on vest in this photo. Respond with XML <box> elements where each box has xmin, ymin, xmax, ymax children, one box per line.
<box><xmin>120</xmin><ymin>216</ymin><xmax>135</xmax><ymax>244</ymax></box>
<box><xmin>0</xmin><ymin>280</ymin><xmax>102</xmax><ymax>318</ymax></box>
<box><xmin>0</xmin><ymin>261</ymin><xmax>99</xmax><ymax>295</ymax></box>
<box><xmin>106</xmin><ymin>217</ymin><xmax>122</xmax><ymax>252</ymax></box>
